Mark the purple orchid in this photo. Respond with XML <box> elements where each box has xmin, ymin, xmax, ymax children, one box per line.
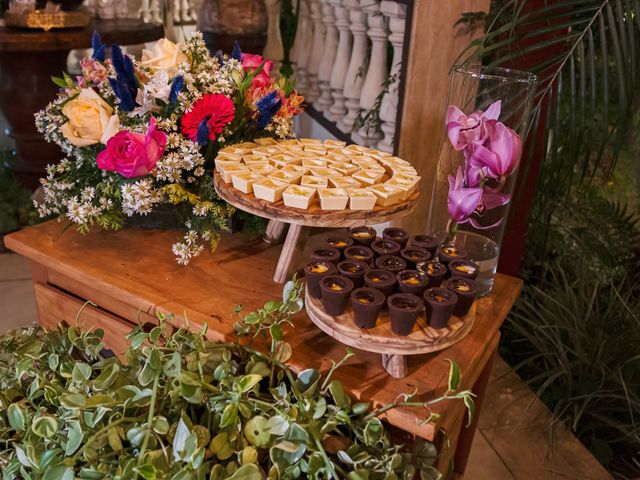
<box><xmin>470</xmin><ymin>122</ymin><xmax>522</xmax><ymax>178</ymax></box>
<box><xmin>446</xmin><ymin>100</ymin><xmax>501</xmax><ymax>151</ymax></box>
<box><xmin>447</xmin><ymin>167</ymin><xmax>483</xmax><ymax>224</ymax></box>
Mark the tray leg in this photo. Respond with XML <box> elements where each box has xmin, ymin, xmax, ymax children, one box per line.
<box><xmin>264</xmin><ymin>219</ymin><xmax>288</xmax><ymax>245</ymax></box>
<box><xmin>382</xmin><ymin>354</ymin><xmax>408</xmax><ymax>378</ymax></box>
<box><xmin>273</xmin><ymin>223</ymin><xmax>304</xmax><ymax>284</ymax></box>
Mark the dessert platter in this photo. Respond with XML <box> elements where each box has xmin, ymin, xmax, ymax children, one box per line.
<box><xmin>213</xmin><ymin>138</ymin><xmax>421</xmax><ymax>282</ymax></box>
<box><xmin>303</xmin><ymin>226</ymin><xmax>480</xmax><ymax>378</ymax></box>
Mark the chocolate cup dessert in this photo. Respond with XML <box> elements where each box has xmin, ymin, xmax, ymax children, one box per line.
<box><xmin>344</xmin><ymin>246</ymin><xmax>375</xmax><ymax>266</ymax></box>
<box><xmin>445</xmin><ymin>277</ymin><xmax>478</xmax><ymax>317</ymax></box>
<box><xmin>375</xmin><ymin>255</ymin><xmax>408</xmax><ymax>273</ymax></box>
<box><xmin>424</xmin><ymin>288</ymin><xmax>458</xmax><ymax>329</ymax></box>
<box><xmin>348</xmin><ymin>226</ymin><xmax>377</xmax><ymax>246</ymax></box>
<box><xmin>396</xmin><ymin>269</ymin><xmax>430</xmax><ymax>297</ymax></box>
<box><xmin>337</xmin><ymin>260</ymin><xmax>369</xmax><ymax>288</ymax></box>
<box><xmin>363</xmin><ymin>269</ymin><xmax>397</xmax><ymax>297</ymax></box>
<box><xmin>387</xmin><ymin>293</ymin><xmax>424</xmax><ymax>336</ymax></box>
<box><xmin>320</xmin><ymin>275</ymin><xmax>355</xmax><ymax>316</ymax></box>
<box><xmin>448</xmin><ymin>259</ymin><xmax>479</xmax><ymax>280</ymax></box>
<box><xmin>304</xmin><ymin>261</ymin><xmax>338</xmax><ymax>299</ymax></box>
<box><xmin>411</xmin><ymin>234</ymin><xmax>439</xmax><ymax>256</ymax></box>
<box><xmin>400</xmin><ymin>246</ymin><xmax>431</xmax><ymax>269</ymax></box>
<box><xmin>350</xmin><ymin>287</ymin><xmax>386</xmax><ymax>329</ymax></box>
<box><xmin>437</xmin><ymin>245</ymin><xmax>468</xmax><ymax>265</ymax></box>
<box><xmin>310</xmin><ymin>247</ymin><xmax>341</xmax><ymax>264</ymax></box>
<box><xmin>371</xmin><ymin>238</ymin><xmax>402</xmax><ymax>257</ymax></box>
<box><xmin>325</xmin><ymin>235</ymin><xmax>354</xmax><ymax>257</ymax></box>
<box><xmin>416</xmin><ymin>260</ymin><xmax>447</xmax><ymax>287</ymax></box>
<box><xmin>382</xmin><ymin>227</ymin><xmax>410</xmax><ymax>248</ymax></box>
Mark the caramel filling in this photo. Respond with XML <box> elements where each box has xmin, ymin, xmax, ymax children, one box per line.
<box><xmin>352</xmin><ymin>254</ymin><xmax>366</xmax><ymax>260</ymax></box>
<box><xmin>326</xmin><ymin>282</ymin><xmax>343</xmax><ymax>291</ymax></box>
<box><xmin>308</xmin><ymin>263</ymin><xmax>328</xmax><ymax>273</ymax></box>
<box><xmin>352</xmin><ymin>231</ymin><xmax>373</xmax><ymax>238</ymax></box>
<box><xmin>329</xmin><ymin>240</ymin><xmax>347</xmax><ymax>247</ymax></box>
<box><xmin>455</xmin><ymin>265</ymin><xmax>475</xmax><ymax>274</ymax></box>
<box><xmin>403</xmin><ymin>277</ymin><xmax>420</xmax><ymax>285</ymax></box>
<box><xmin>442</xmin><ymin>247</ymin><xmax>459</xmax><ymax>256</ymax></box>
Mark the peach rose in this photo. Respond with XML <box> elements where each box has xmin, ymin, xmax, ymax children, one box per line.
<box><xmin>61</xmin><ymin>88</ymin><xmax>120</xmax><ymax>147</ymax></box>
<box><xmin>141</xmin><ymin>38</ymin><xmax>187</xmax><ymax>75</ymax></box>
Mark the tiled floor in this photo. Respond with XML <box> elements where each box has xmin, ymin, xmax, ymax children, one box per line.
<box><xmin>0</xmin><ymin>253</ymin><xmax>613</xmax><ymax>479</ymax></box>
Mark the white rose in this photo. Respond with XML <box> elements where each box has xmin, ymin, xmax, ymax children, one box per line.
<box><xmin>60</xmin><ymin>88</ymin><xmax>120</xmax><ymax>147</ymax></box>
<box><xmin>141</xmin><ymin>38</ymin><xmax>187</xmax><ymax>75</ymax></box>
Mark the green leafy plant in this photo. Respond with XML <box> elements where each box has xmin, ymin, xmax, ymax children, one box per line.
<box><xmin>0</xmin><ymin>280</ymin><xmax>474</xmax><ymax>479</ymax></box>
<box><xmin>0</xmin><ymin>151</ymin><xmax>37</xmax><ymax>236</ymax></box>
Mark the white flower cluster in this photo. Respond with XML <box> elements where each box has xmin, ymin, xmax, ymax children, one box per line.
<box><xmin>153</xmin><ymin>132</ymin><xmax>205</xmax><ymax>183</ymax></box>
<box><xmin>121</xmin><ymin>179</ymin><xmax>164</xmax><ymax>216</ymax></box>
<box><xmin>172</xmin><ymin>229</ymin><xmax>205</xmax><ymax>265</ymax></box>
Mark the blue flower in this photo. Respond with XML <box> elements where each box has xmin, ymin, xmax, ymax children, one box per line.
<box><xmin>214</xmin><ymin>50</ymin><xmax>224</xmax><ymax>66</ymax></box>
<box><xmin>231</xmin><ymin>42</ymin><xmax>242</xmax><ymax>62</ymax></box>
<box><xmin>91</xmin><ymin>31</ymin><xmax>106</xmax><ymax>62</ymax></box>
<box><xmin>168</xmin><ymin>75</ymin><xmax>184</xmax><ymax>104</ymax></box>
<box><xmin>256</xmin><ymin>91</ymin><xmax>282</xmax><ymax>130</ymax></box>
<box><xmin>109</xmin><ymin>45</ymin><xmax>137</xmax><ymax>112</ymax></box>
<box><xmin>196</xmin><ymin>119</ymin><xmax>210</xmax><ymax>146</ymax></box>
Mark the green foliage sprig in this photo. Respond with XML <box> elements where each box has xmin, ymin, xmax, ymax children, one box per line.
<box><xmin>0</xmin><ymin>281</ymin><xmax>473</xmax><ymax>480</ymax></box>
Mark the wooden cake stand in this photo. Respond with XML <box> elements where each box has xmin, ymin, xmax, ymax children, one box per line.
<box><xmin>305</xmin><ymin>288</ymin><xmax>477</xmax><ymax>378</ymax></box>
<box><xmin>213</xmin><ymin>172</ymin><xmax>419</xmax><ymax>283</ymax></box>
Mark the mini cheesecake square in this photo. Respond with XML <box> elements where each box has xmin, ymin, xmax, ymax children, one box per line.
<box><xmin>282</xmin><ymin>185</ymin><xmax>316</xmax><ymax>209</ymax></box>
<box><xmin>393</xmin><ymin>165</ymin><xmax>418</xmax><ymax>176</ymax></box>
<box><xmin>279</xmin><ymin>138</ymin><xmax>301</xmax><ymax>146</ymax></box>
<box><xmin>218</xmin><ymin>163</ymin><xmax>249</xmax><ymax>183</ymax></box>
<box><xmin>367</xmin><ymin>184</ymin><xmax>404</xmax><ymax>206</ymax></box>
<box><xmin>302</xmin><ymin>158</ymin><xmax>328</xmax><ymax>168</ymax></box>
<box><xmin>234</xmin><ymin>141</ymin><xmax>258</xmax><ymax>149</ymax></box>
<box><xmin>254</xmin><ymin>137</ymin><xmax>279</xmax><ymax>146</ymax></box>
<box><xmin>253</xmin><ymin>177</ymin><xmax>289</xmax><ymax>202</ymax></box>
<box><xmin>325</xmin><ymin>153</ymin><xmax>350</xmax><ymax>164</ymax></box>
<box><xmin>301</xmin><ymin>175</ymin><xmax>329</xmax><ymax>188</ymax></box>
<box><xmin>347</xmin><ymin>188</ymin><xmax>377</xmax><ymax>210</ymax></box>
<box><xmin>215</xmin><ymin>158</ymin><xmax>242</xmax><ymax>170</ymax></box>
<box><xmin>329</xmin><ymin>176</ymin><xmax>362</xmax><ymax>188</ymax></box>
<box><xmin>252</xmin><ymin>146</ymin><xmax>280</xmax><ymax>156</ymax></box>
<box><xmin>282</xmin><ymin>164</ymin><xmax>309</xmax><ymax>175</ymax></box>
<box><xmin>368</xmin><ymin>149</ymin><xmax>393</xmax><ymax>158</ymax></box>
<box><xmin>318</xmin><ymin>188</ymin><xmax>349</xmax><ymax>210</ymax></box>
<box><xmin>345</xmin><ymin>144</ymin><xmax>370</xmax><ymax>153</ymax></box>
<box><xmin>299</xmin><ymin>138</ymin><xmax>323</xmax><ymax>146</ymax></box>
<box><xmin>216</xmin><ymin>152</ymin><xmax>243</xmax><ymax>163</ymax></box>
<box><xmin>352</xmin><ymin>169</ymin><xmax>385</xmax><ymax>185</ymax></box>
<box><xmin>303</xmin><ymin>146</ymin><xmax>327</xmax><ymax>155</ymax></box>
<box><xmin>388</xmin><ymin>156</ymin><xmax>412</xmax><ymax>166</ymax></box>
<box><xmin>323</xmin><ymin>139</ymin><xmax>347</xmax><ymax>148</ymax></box>
<box><xmin>249</xmin><ymin>163</ymin><xmax>277</xmax><ymax>176</ymax></box>
<box><xmin>219</xmin><ymin>146</ymin><xmax>249</xmax><ymax>155</ymax></box>
<box><xmin>242</xmin><ymin>154</ymin><xmax>268</xmax><ymax>164</ymax></box>
<box><xmin>308</xmin><ymin>166</ymin><xmax>342</xmax><ymax>178</ymax></box>
<box><xmin>231</xmin><ymin>172</ymin><xmax>264</xmax><ymax>194</ymax></box>
<box><xmin>270</xmin><ymin>153</ymin><xmax>297</xmax><ymax>168</ymax></box>
<box><xmin>269</xmin><ymin>170</ymin><xmax>302</xmax><ymax>184</ymax></box>
<box><xmin>331</xmin><ymin>162</ymin><xmax>360</xmax><ymax>175</ymax></box>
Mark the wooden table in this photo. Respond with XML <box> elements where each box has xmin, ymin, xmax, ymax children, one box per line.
<box><xmin>0</xmin><ymin>20</ymin><xmax>164</xmax><ymax>188</ymax></box>
<box><xmin>4</xmin><ymin>220</ymin><xmax>522</xmax><ymax>477</ymax></box>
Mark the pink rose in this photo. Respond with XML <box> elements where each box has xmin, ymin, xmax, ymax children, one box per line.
<box><xmin>96</xmin><ymin>117</ymin><xmax>167</xmax><ymax>178</ymax></box>
<box><xmin>241</xmin><ymin>53</ymin><xmax>273</xmax><ymax>89</ymax></box>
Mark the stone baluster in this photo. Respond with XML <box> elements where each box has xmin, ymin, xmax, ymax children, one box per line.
<box><xmin>149</xmin><ymin>0</ymin><xmax>162</xmax><ymax>24</ymax></box>
<box><xmin>378</xmin><ymin>1</ymin><xmax>406</xmax><ymax>152</ymax></box>
<box><xmin>306</xmin><ymin>0</ymin><xmax>325</xmax><ymax>103</ymax></box>
<box><xmin>181</xmin><ymin>0</ymin><xmax>196</xmax><ymax>22</ymax></box>
<box><xmin>293</xmin><ymin>0</ymin><xmax>313</xmax><ymax>94</ymax></box>
<box><xmin>327</xmin><ymin>0</ymin><xmax>352</xmax><ymax>122</ymax></box>
<box><xmin>264</xmin><ymin>0</ymin><xmax>285</xmax><ymax>67</ymax></box>
<box><xmin>337</xmin><ymin>0</ymin><xmax>367</xmax><ymax>133</ymax></box>
<box><xmin>352</xmin><ymin>0</ymin><xmax>387</xmax><ymax>146</ymax></box>
<box><xmin>315</xmin><ymin>0</ymin><xmax>338</xmax><ymax>112</ymax></box>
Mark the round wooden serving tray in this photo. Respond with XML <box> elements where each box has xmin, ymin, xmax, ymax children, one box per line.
<box><xmin>213</xmin><ymin>171</ymin><xmax>419</xmax><ymax>227</ymax></box>
<box><xmin>305</xmin><ymin>287</ymin><xmax>476</xmax><ymax>378</ymax></box>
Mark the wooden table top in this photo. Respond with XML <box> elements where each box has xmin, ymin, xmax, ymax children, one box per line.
<box><xmin>4</xmin><ymin>221</ymin><xmax>522</xmax><ymax>441</ymax></box>
<box><xmin>0</xmin><ymin>19</ymin><xmax>164</xmax><ymax>52</ymax></box>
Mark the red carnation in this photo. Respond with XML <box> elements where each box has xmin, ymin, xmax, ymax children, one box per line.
<box><xmin>181</xmin><ymin>93</ymin><xmax>235</xmax><ymax>144</ymax></box>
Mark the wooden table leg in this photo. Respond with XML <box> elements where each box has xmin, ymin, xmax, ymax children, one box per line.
<box><xmin>263</xmin><ymin>219</ymin><xmax>288</xmax><ymax>245</ymax></box>
<box><xmin>382</xmin><ymin>354</ymin><xmax>408</xmax><ymax>378</ymax></box>
<box><xmin>272</xmin><ymin>223</ymin><xmax>304</xmax><ymax>283</ymax></box>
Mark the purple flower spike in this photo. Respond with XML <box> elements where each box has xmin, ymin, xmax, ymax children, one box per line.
<box><xmin>447</xmin><ymin>167</ymin><xmax>483</xmax><ymax>224</ymax></box>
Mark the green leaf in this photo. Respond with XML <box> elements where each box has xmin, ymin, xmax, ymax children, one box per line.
<box><xmin>329</xmin><ymin>380</ymin><xmax>351</xmax><ymax>409</ymax></box>
<box><xmin>447</xmin><ymin>359</ymin><xmax>461</xmax><ymax>391</ymax></box>
<box><xmin>65</xmin><ymin>420</ymin><xmax>83</xmax><ymax>455</ymax></box>
<box><xmin>152</xmin><ymin>416</ymin><xmax>170</xmax><ymax>435</ymax></box>
<box><xmin>60</xmin><ymin>392</ymin><xmax>86</xmax><ymax>409</ymax></box>
<box><xmin>352</xmin><ymin>402</ymin><xmax>371</xmax><ymax>416</ymax></box>
<box><xmin>270</xmin><ymin>323</ymin><xmax>283</xmax><ymax>341</ymax></box>
<box><xmin>130</xmin><ymin>332</ymin><xmax>148</xmax><ymax>349</ymax></box>
<box><xmin>7</xmin><ymin>403</ymin><xmax>25</xmax><ymax>431</ymax></box>
<box><xmin>220</xmin><ymin>403</ymin><xmax>239</xmax><ymax>428</ymax></box>
<box><xmin>263</xmin><ymin>300</ymin><xmax>281</xmax><ymax>313</ymax></box>
<box><xmin>51</xmin><ymin>76</ymin><xmax>69</xmax><ymax>88</ymax></box>
<box><xmin>237</xmin><ymin>374</ymin><xmax>262</xmax><ymax>393</ymax></box>
<box><xmin>295</xmin><ymin>368</ymin><xmax>321</xmax><ymax>397</ymax></box>
<box><xmin>48</xmin><ymin>353</ymin><xmax>59</xmax><ymax>371</ymax></box>
<box><xmin>464</xmin><ymin>395</ymin><xmax>476</xmax><ymax>428</ymax></box>
<box><xmin>227</xmin><ymin>464</ymin><xmax>261</xmax><ymax>480</ymax></box>
<box><xmin>265</xmin><ymin>415</ymin><xmax>289</xmax><ymax>436</ymax></box>
<box><xmin>32</xmin><ymin>415</ymin><xmax>59</xmax><ymax>438</ymax></box>
<box><xmin>43</xmin><ymin>466</ymin><xmax>74</xmax><ymax>480</ymax></box>
<box><xmin>134</xmin><ymin>465</ymin><xmax>157</xmax><ymax>480</ymax></box>
<box><xmin>93</xmin><ymin>363</ymin><xmax>120</xmax><ymax>391</ymax></box>
<box><xmin>72</xmin><ymin>362</ymin><xmax>92</xmax><ymax>383</ymax></box>
<box><xmin>244</xmin><ymin>416</ymin><xmax>270</xmax><ymax>448</ymax></box>
<box><xmin>363</xmin><ymin>418</ymin><xmax>383</xmax><ymax>446</ymax></box>
<box><xmin>172</xmin><ymin>418</ymin><xmax>190</xmax><ymax>461</ymax></box>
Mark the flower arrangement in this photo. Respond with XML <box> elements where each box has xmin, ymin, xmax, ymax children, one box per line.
<box><xmin>444</xmin><ymin>100</ymin><xmax>522</xmax><ymax>236</ymax></box>
<box><xmin>35</xmin><ymin>32</ymin><xmax>303</xmax><ymax>264</ymax></box>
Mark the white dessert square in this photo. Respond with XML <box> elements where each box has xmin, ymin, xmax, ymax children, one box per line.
<box><xmin>215</xmin><ymin>158</ymin><xmax>242</xmax><ymax>170</ymax></box>
<box><xmin>282</xmin><ymin>185</ymin><xmax>316</xmax><ymax>209</ymax></box>
<box><xmin>254</xmin><ymin>137</ymin><xmax>278</xmax><ymax>146</ymax></box>
<box><xmin>368</xmin><ymin>149</ymin><xmax>393</xmax><ymax>158</ymax></box>
<box><xmin>282</xmin><ymin>164</ymin><xmax>309</xmax><ymax>175</ymax></box>
<box><xmin>308</xmin><ymin>167</ymin><xmax>342</xmax><ymax>178</ymax></box>
<box><xmin>345</xmin><ymin>144</ymin><xmax>370</xmax><ymax>153</ymax></box>
<box><xmin>270</xmin><ymin>153</ymin><xmax>298</xmax><ymax>168</ymax></box>
<box><xmin>331</xmin><ymin>162</ymin><xmax>360</xmax><ymax>175</ymax></box>
<box><xmin>352</xmin><ymin>169</ymin><xmax>385</xmax><ymax>185</ymax></box>
<box><xmin>367</xmin><ymin>184</ymin><xmax>404</xmax><ymax>206</ymax></box>
<box><xmin>393</xmin><ymin>165</ymin><xmax>418</xmax><ymax>176</ymax></box>
<box><xmin>303</xmin><ymin>146</ymin><xmax>327</xmax><ymax>155</ymax></box>
<box><xmin>231</xmin><ymin>172</ymin><xmax>264</xmax><ymax>194</ymax></box>
<box><xmin>323</xmin><ymin>139</ymin><xmax>347</xmax><ymax>149</ymax></box>
<box><xmin>347</xmin><ymin>188</ymin><xmax>377</xmax><ymax>210</ymax></box>
<box><xmin>324</xmin><ymin>153</ymin><xmax>350</xmax><ymax>164</ymax></box>
<box><xmin>301</xmin><ymin>175</ymin><xmax>329</xmax><ymax>188</ymax></box>
<box><xmin>329</xmin><ymin>176</ymin><xmax>362</xmax><ymax>188</ymax></box>
<box><xmin>279</xmin><ymin>139</ymin><xmax>301</xmax><ymax>146</ymax></box>
<box><xmin>219</xmin><ymin>146</ymin><xmax>248</xmax><ymax>155</ymax></box>
<box><xmin>299</xmin><ymin>138</ymin><xmax>323</xmax><ymax>146</ymax></box>
<box><xmin>318</xmin><ymin>188</ymin><xmax>349</xmax><ymax>210</ymax></box>
<box><xmin>252</xmin><ymin>146</ymin><xmax>280</xmax><ymax>156</ymax></box>
<box><xmin>234</xmin><ymin>141</ymin><xmax>258</xmax><ymax>149</ymax></box>
<box><xmin>269</xmin><ymin>170</ymin><xmax>302</xmax><ymax>184</ymax></box>
<box><xmin>253</xmin><ymin>178</ymin><xmax>289</xmax><ymax>202</ymax></box>
<box><xmin>249</xmin><ymin>163</ymin><xmax>277</xmax><ymax>176</ymax></box>
<box><xmin>302</xmin><ymin>158</ymin><xmax>328</xmax><ymax>168</ymax></box>
<box><xmin>216</xmin><ymin>152</ymin><xmax>243</xmax><ymax>163</ymax></box>
<box><xmin>388</xmin><ymin>156</ymin><xmax>412</xmax><ymax>166</ymax></box>
<box><xmin>218</xmin><ymin>163</ymin><xmax>249</xmax><ymax>183</ymax></box>
<box><xmin>242</xmin><ymin>154</ymin><xmax>268</xmax><ymax>164</ymax></box>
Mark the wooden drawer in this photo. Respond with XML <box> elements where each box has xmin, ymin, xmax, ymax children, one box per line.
<box><xmin>34</xmin><ymin>282</ymin><xmax>134</xmax><ymax>359</ymax></box>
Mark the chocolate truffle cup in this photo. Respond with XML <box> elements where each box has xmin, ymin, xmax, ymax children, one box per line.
<box><xmin>337</xmin><ymin>260</ymin><xmax>369</xmax><ymax>288</ymax></box>
<box><xmin>304</xmin><ymin>261</ymin><xmax>338</xmax><ymax>299</ymax></box>
<box><xmin>436</xmin><ymin>245</ymin><xmax>468</xmax><ymax>265</ymax></box>
<box><xmin>416</xmin><ymin>260</ymin><xmax>447</xmax><ymax>287</ymax></box>
<box><xmin>423</xmin><ymin>288</ymin><xmax>458</xmax><ymax>329</ymax></box>
<box><xmin>371</xmin><ymin>238</ymin><xmax>402</xmax><ymax>257</ymax></box>
<box><xmin>445</xmin><ymin>277</ymin><xmax>478</xmax><ymax>317</ymax></box>
<box><xmin>382</xmin><ymin>227</ymin><xmax>410</xmax><ymax>248</ymax></box>
<box><xmin>396</xmin><ymin>270</ymin><xmax>430</xmax><ymax>297</ymax></box>
<box><xmin>363</xmin><ymin>269</ymin><xmax>397</xmax><ymax>297</ymax></box>
<box><xmin>375</xmin><ymin>255</ymin><xmax>408</xmax><ymax>274</ymax></box>
<box><xmin>350</xmin><ymin>287</ymin><xmax>386</xmax><ymax>328</ymax></box>
<box><xmin>325</xmin><ymin>235</ymin><xmax>354</xmax><ymax>257</ymax></box>
<box><xmin>344</xmin><ymin>246</ymin><xmax>375</xmax><ymax>266</ymax></box>
<box><xmin>387</xmin><ymin>293</ymin><xmax>424</xmax><ymax>336</ymax></box>
<box><xmin>320</xmin><ymin>275</ymin><xmax>355</xmax><ymax>316</ymax></box>
<box><xmin>310</xmin><ymin>247</ymin><xmax>341</xmax><ymax>264</ymax></box>
<box><xmin>348</xmin><ymin>226</ymin><xmax>377</xmax><ymax>246</ymax></box>
<box><xmin>411</xmin><ymin>234</ymin><xmax>439</xmax><ymax>256</ymax></box>
<box><xmin>400</xmin><ymin>246</ymin><xmax>431</xmax><ymax>269</ymax></box>
<box><xmin>448</xmin><ymin>259</ymin><xmax>479</xmax><ymax>280</ymax></box>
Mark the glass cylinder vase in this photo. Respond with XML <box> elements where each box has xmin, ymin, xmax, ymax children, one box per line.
<box><xmin>426</xmin><ymin>65</ymin><xmax>537</xmax><ymax>296</ymax></box>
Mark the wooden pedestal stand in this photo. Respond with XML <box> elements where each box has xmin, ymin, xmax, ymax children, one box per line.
<box><xmin>305</xmin><ymin>288</ymin><xmax>476</xmax><ymax>378</ymax></box>
<box><xmin>214</xmin><ymin>172</ymin><xmax>419</xmax><ymax>283</ymax></box>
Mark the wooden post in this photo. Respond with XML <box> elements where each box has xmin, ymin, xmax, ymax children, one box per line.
<box><xmin>272</xmin><ymin>223</ymin><xmax>304</xmax><ymax>283</ymax></box>
<box><xmin>382</xmin><ymin>353</ymin><xmax>408</xmax><ymax>378</ymax></box>
<box><xmin>263</xmin><ymin>219</ymin><xmax>289</xmax><ymax>244</ymax></box>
